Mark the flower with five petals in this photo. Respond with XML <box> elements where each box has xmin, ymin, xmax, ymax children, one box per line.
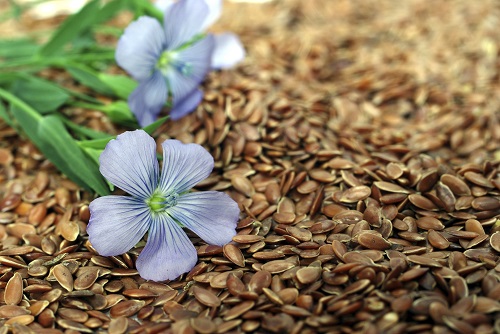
<box><xmin>155</xmin><ymin>0</ymin><xmax>245</xmax><ymax>69</ymax></box>
<box><xmin>116</xmin><ymin>0</ymin><xmax>244</xmax><ymax>127</ymax></box>
<box><xmin>87</xmin><ymin>130</ymin><xmax>239</xmax><ymax>281</ymax></box>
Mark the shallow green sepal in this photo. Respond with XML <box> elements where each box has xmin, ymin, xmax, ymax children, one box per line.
<box><xmin>37</xmin><ymin>0</ymin><xmax>101</xmax><ymax>57</ymax></box>
<box><xmin>11</xmin><ymin>76</ymin><xmax>69</xmax><ymax>114</ymax></box>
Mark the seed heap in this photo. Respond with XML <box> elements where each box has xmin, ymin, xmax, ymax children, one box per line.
<box><xmin>0</xmin><ymin>0</ymin><xmax>499</xmax><ymax>333</ymax></box>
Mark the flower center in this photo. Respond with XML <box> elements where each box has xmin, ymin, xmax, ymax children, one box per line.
<box><xmin>147</xmin><ymin>191</ymin><xmax>178</xmax><ymax>213</ymax></box>
<box><xmin>157</xmin><ymin>51</ymin><xmax>173</xmax><ymax>69</ymax></box>
<box><xmin>156</xmin><ymin>51</ymin><xmax>193</xmax><ymax>76</ymax></box>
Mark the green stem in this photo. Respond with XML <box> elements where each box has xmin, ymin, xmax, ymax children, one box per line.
<box><xmin>0</xmin><ymin>51</ymin><xmax>115</xmax><ymax>71</ymax></box>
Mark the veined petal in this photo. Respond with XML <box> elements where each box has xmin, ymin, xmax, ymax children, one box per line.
<box><xmin>159</xmin><ymin>140</ymin><xmax>214</xmax><ymax>194</ymax></box>
<box><xmin>116</xmin><ymin>17</ymin><xmax>166</xmax><ymax>81</ymax></box>
<box><xmin>128</xmin><ymin>70</ymin><xmax>168</xmax><ymax>127</ymax></box>
<box><xmin>201</xmin><ymin>0</ymin><xmax>222</xmax><ymax>30</ymax></box>
<box><xmin>164</xmin><ymin>0</ymin><xmax>209</xmax><ymax>50</ymax></box>
<box><xmin>170</xmin><ymin>88</ymin><xmax>203</xmax><ymax>120</ymax></box>
<box><xmin>99</xmin><ymin>130</ymin><xmax>159</xmax><ymax>199</ymax></box>
<box><xmin>88</xmin><ymin>196</ymin><xmax>151</xmax><ymax>256</ymax></box>
<box><xmin>211</xmin><ymin>33</ymin><xmax>245</xmax><ymax>69</ymax></box>
<box><xmin>169</xmin><ymin>191</ymin><xmax>239</xmax><ymax>246</ymax></box>
<box><xmin>157</xmin><ymin>0</ymin><xmax>221</xmax><ymax>31</ymax></box>
<box><xmin>136</xmin><ymin>213</ymin><xmax>197</xmax><ymax>281</ymax></box>
<box><xmin>155</xmin><ymin>0</ymin><xmax>174</xmax><ymax>12</ymax></box>
<box><xmin>165</xmin><ymin>35</ymin><xmax>214</xmax><ymax>109</ymax></box>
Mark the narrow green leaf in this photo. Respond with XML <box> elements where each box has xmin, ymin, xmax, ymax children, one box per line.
<box><xmin>0</xmin><ymin>73</ymin><xmax>21</xmax><ymax>86</ymax></box>
<box><xmin>11</xmin><ymin>76</ymin><xmax>69</xmax><ymax>114</ymax></box>
<box><xmin>98</xmin><ymin>73</ymin><xmax>137</xmax><ymax>99</ymax></box>
<box><xmin>129</xmin><ymin>0</ymin><xmax>163</xmax><ymax>20</ymax></box>
<box><xmin>78</xmin><ymin>136</ymin><xmax>115</xmax><ymax>151</ymax></box>
<box><xmin>101</xmin><ymin>101</ymin><xmax>138</xmax><ymax>127</ymax></box>
<box><xmin>0</xmin><ymin>88</ymin><xmax>109</xmax><ymax>195</ymax></box>
<box><xmin>65</xmin><ymin>63</ymin><xmax>114</xmax><ymax>95</ymax></box>
<box><xmin>37</xmin><ymin>0</ymin><xmax>101</xmax><ymax>57</ymax></box>
<box><xmin>0</xmin><ymin>38</ymin><xmax>38</xmax><ymax>59</ymax></box>
<box><xmin>96</xmin><ymin>0</ymin><xmax>127</xmax><ymax>24</ymax></box>
<box><xmin>0</xmin><ymin>100</ymin><xmax>16</xmax><ymax>129</ymax></box>
<box><xmin>36</xmin><ymin>116</ymin><xmax>110</xmax><ymax>195</ymax></box>
<box><xmin>143</xmin><ymin>116</ymin><xmax>169</xmax><ymax>135</ymax></box>
<box><xmin>77</xmin><ymin>115</ymin><xmax>169</xmax><ymax>151</ymax></box>
<box><xmin>56</xmin><ymin>115</ymin><xmax>111</xmax><ymax>140</ymax></box>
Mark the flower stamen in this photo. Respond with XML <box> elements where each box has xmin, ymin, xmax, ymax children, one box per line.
<box><xmin>147</xmin><ymin>191</ymin><xmax>179</xmax><ymax>212</ymax></box>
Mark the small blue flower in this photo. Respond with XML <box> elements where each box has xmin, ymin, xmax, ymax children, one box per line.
<box><xmin>116</xmin><ymin>0</ymin><xmax>244</xmax><ymax>127</ymax></box>
<box><xmin>156</xmin><ymin>0</ymin><xmax>245</xmax><ymax>69</ymax></box>
<box><xmin>87</xmin><ymin>130</ymin><xmax>239</xmax><ymax>281</ymax></box>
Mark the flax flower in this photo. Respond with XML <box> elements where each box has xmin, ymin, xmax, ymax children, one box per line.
<box><xmin>116</xmin><ymin>0</ymin><xmax>244</xmax><ymax>127</ymax></box>
<box><xmin>155</xmin><ymin>0</ymin><xmax>245</xmax><ymax>69</ymax></box>
<box><xmin>87</xmin><ymin>130</ymin><xmax>239</xmax><ymax>281</ymax></box>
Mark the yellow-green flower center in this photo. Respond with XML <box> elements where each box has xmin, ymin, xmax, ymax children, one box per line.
<box><xmin>157</xmin><ymin>51</ymin><xmax>193</xmax><ymax>76</ymax></box>
<box><xmin>157</xmin><ymin>51</ymin><xmax>173</xmax><ymax>69</ymax></box>
<box><xmin>147</xmin><ymin>191</ymin><xmax>178</xmax><ymax>213</ymax></box>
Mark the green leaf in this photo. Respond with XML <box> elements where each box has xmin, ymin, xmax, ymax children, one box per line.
<box><xmin>69</xmin><ymin>100</ymin><xmax>137</xmax><ymax>127</ymax></box>
<box><xmin>37</xmin><ymin>0</ymin><xmax>101</xmax><ymax>57</ymax></box>
<box><xmin>0</xmin><ymin>88</ymin><xmax>110</xmax><ymax>195</ymax></box>
<box><xmin>0</xmin><ymin>73</ymin><xmax>21</xmax><ymax>86</ymax></box>
<box><xmin>101</xmin><ymin>101</ymin><xmax>138</xmax><ymax>127</ymax></box>
<box><xmin>128</xmin><ymin>0</ymin><xmax>163</xmax><ymax>21</ymax></box>
<box><xmin>77</xmin><ymin>115</ymin><xmax>169</xmax><ymax>151</ymax></box>
<box><xmin>0</xmin><ymin>100</ymin><xmax>16</xmax><ymax>129</ymax></box>
<box><xmin>11</xmin><ymin>76</ymin><xmax>69</xmax><ymax>114</ymax></box>
<box><xmin>98</xmin><ymin>73</ymin><xmax>137</xmax><ymax>99</ymax></box>
<box><xmin>143</xmin><ymin>116</ymin><xmax>168</xmax><ymax>135</ymax></box>
<box><xmin>78</xmin><ymin>136</ymin><xmax>115</xmax><ymax>151</ymax></box>
<box><xmin>97</xmin><ymin>0</ymin><xmax>127</xmax><ymax>24</ymax></box>
<box><xmin>0</xmin><ymin>38</ymin><xmax>38</xmax><ymax>59</ymax></box>
<box><xmin>56</xmin><ymin>115</ymin><xmax>111</xmax><ymax>140</ymax></box>
<box><xmin>36</xmin><ymin>115</ymin><xmax>110</xmax><ymax>195</ymax></box>
<box><xmin>65</xmin><ymin>63</ymin><xmax>114</xmax><ymax>95</ymax></box>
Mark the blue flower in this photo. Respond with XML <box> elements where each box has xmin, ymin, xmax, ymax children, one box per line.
<box><xmin>155</xmin><ymin>0</ymin><xmax>245</xmax><ymax>69</ymax></box>
<box><xmin>87</xmin><ymin>130</ymin><xmax>240</xmax><ymax>281</ymax></box>
<box><xmin>116</xmin><ymin>0</ymin><xmax>244</xmax><ymax>127</ymax></box>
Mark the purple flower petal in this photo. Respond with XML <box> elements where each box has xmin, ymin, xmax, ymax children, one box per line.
<box><xmin>165</xmin><ymin>35</ymin><xmax>214</xmax><ymax>112</ymax></box>
<box><xmin>169</xmin><ymin>191</ymin><xmax>239</xmax><ymax>246</ymax></box>
<box><xmin>156</xmin><ymin>0</ymin><xmax>221</xmax><ymax>31</ymax></box>
<box><xmin>170</xmin><ymin>88</ymin><xmax>203</xmax><ymax>120</ymax></box>
<box><xmin>128</xmin><ymin>70</ymin><xmax>168</xmax><ymax>127</ymax></box>
<box><xmin>155</xmin><ymin>0</ymin><xmax>174</xmax><ymax>12</ymax></box>
<box><xmin>99</xmin><ymin>130</ymin><xmax>159</xmax><ymax>199</ymax></box>
<box><xmin>136</xmin><ymin>213</ymin><xmax>197</xmax><ymax>281</ymax></box>
<box><xmin>211</xmin><ymin>33</ymin><xmax>245</xmax><ymax>69</ymax></box>
<box><xmin>159</xmin><ymin>140</ymin><xmax>214</xmax><ymax>194</ymax></box>
<box><xmin>88</xmin><ymin>196</ymin><xmax>151</xmax><ymax>256</ymax></box>
<box><xmin>201</xmin><ymin>0</ymin><xmax>222</xmax><ymax>30</ymax></box>
<box><xmin>116</xmin><ymin>17</ymin><xmax>166</xmax><ymax>81</ymax></box>
<box><xmin>163</xmin><ymin>0</ymin><xmax>210</xmax><ymax>50</ymax></box>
